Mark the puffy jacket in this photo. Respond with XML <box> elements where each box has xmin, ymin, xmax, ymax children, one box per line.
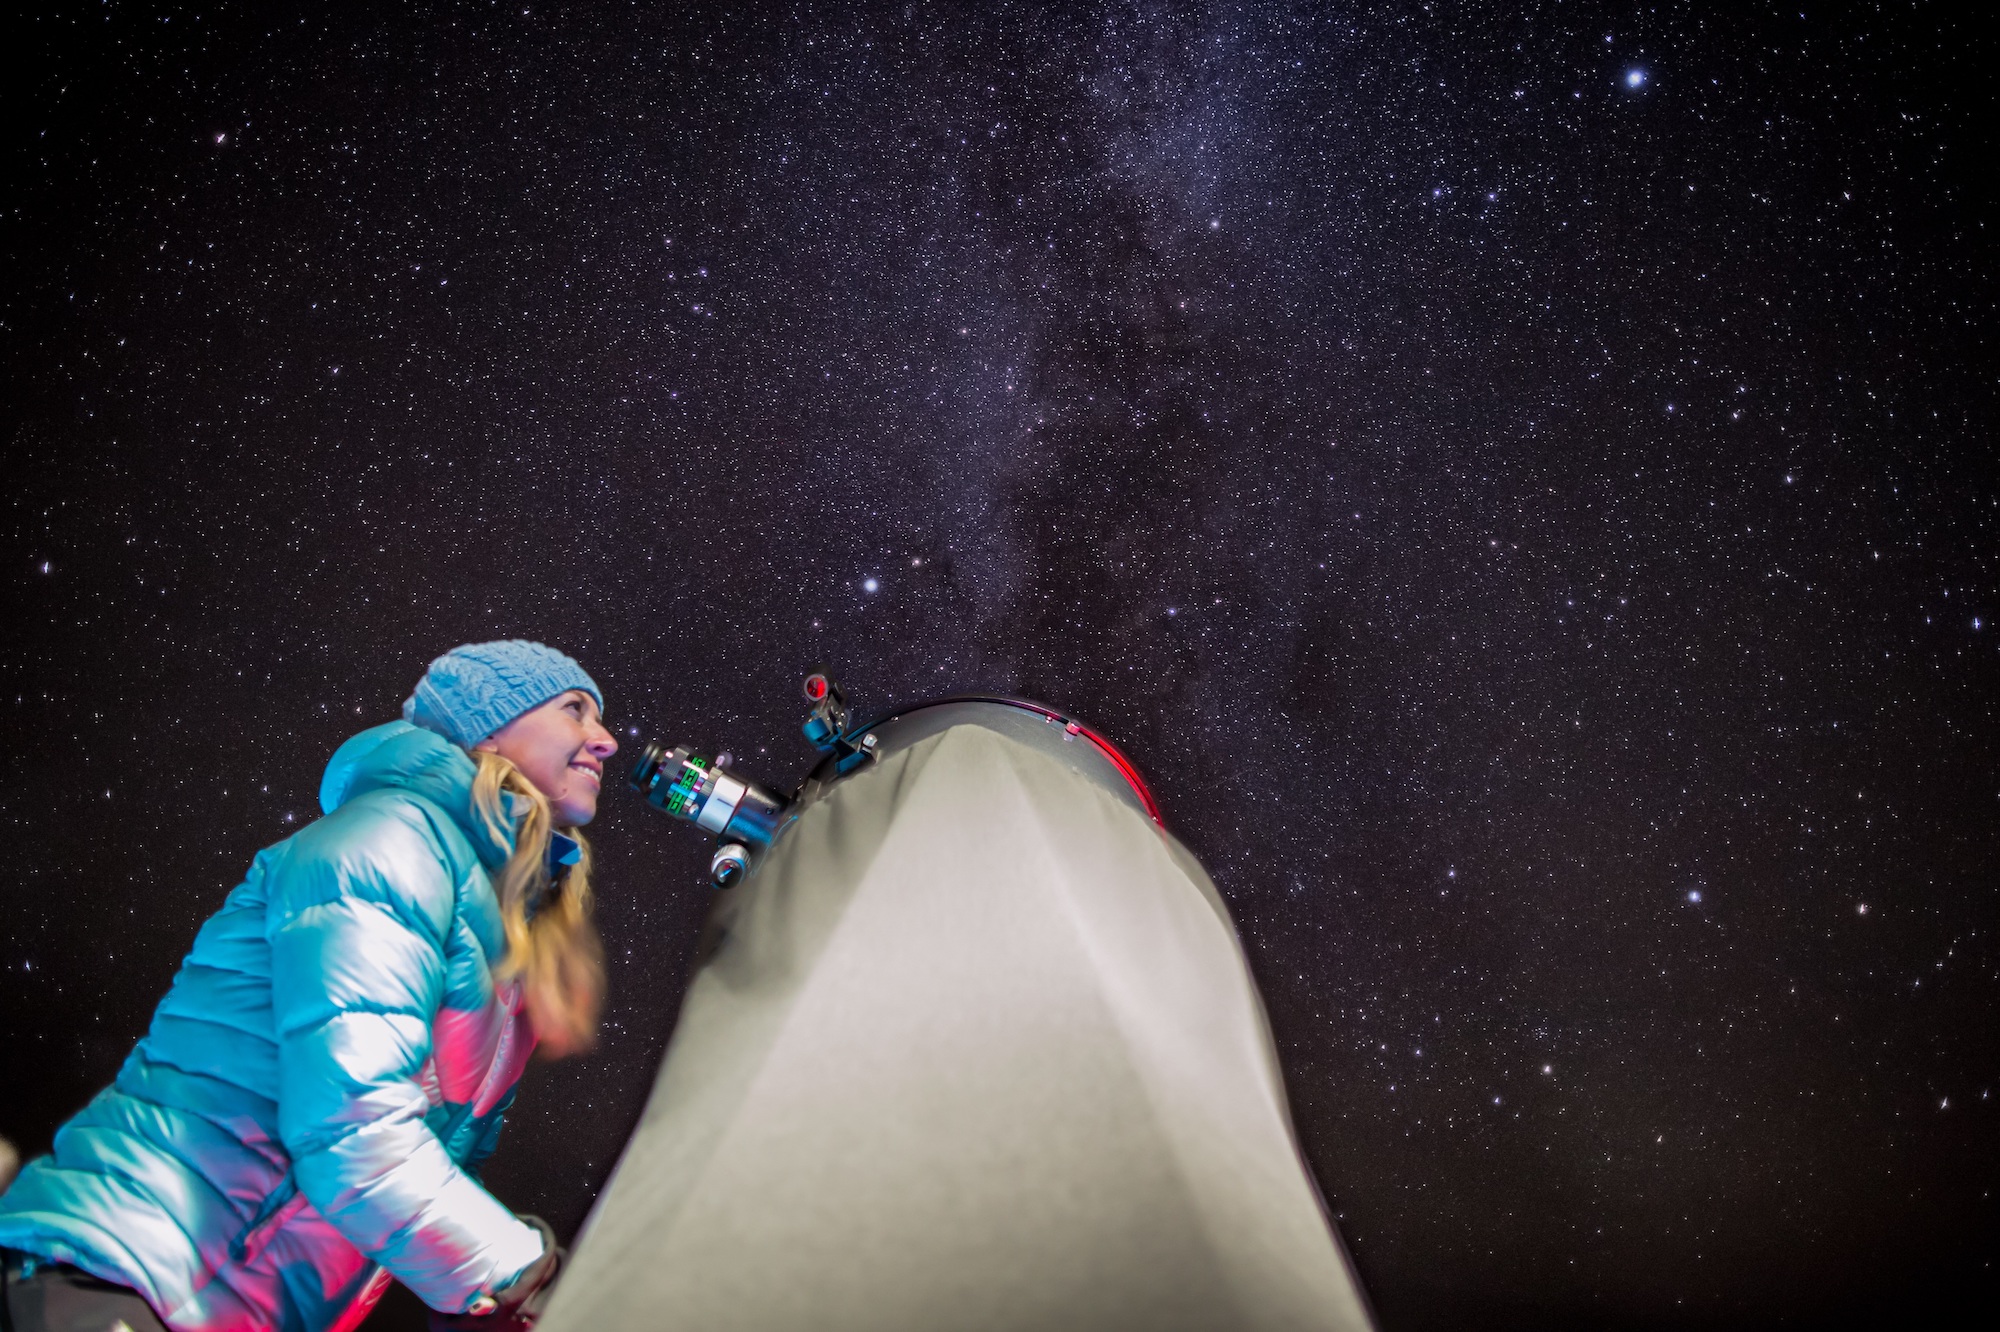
<box><xmin>0</xmin><ymin>722</ymin><xmax>548</xmax><ymax>1332</ymax></box>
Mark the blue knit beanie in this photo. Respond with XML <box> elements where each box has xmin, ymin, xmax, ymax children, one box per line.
<box><xmin>402</xmin><ymin>640</ymin><xmax>604</xmax><ymax>748</ymax></box>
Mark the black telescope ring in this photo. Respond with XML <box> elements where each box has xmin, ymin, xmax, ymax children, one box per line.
<box><xmin>829</xmin><ymin>695</ymin><xmax>1164</xmax><ymax>827</ymax></box>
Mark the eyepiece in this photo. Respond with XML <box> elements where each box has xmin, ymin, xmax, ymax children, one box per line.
<box><xmin>628</xmin><ymin>739</ymin><xmax>672</xmax><ymax>795</ymax></box>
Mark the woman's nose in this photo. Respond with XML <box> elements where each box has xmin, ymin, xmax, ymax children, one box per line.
<box><xmin>590</xmin><ymin>724</ymin><xmax>619</xmax><ymax>757</ymax></box>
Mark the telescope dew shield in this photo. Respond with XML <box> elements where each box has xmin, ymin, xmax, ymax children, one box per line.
<box><xmin>629</xmin><ymin>742</ymin><xmax>790</xmax><ymax>849</ymax></box>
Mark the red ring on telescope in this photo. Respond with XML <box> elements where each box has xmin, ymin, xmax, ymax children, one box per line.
<box><xmin>854</xmin><ymin>696</ymin><xmax>1165</xmax><ymax>827</ymax></box>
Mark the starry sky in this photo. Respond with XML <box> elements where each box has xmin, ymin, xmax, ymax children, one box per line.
<box><xmin>2</xmin><ymin>3</ymin><xmax>1994</xmax><ymax>1328</ymax></box>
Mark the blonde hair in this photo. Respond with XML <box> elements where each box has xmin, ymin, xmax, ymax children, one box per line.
<box><xmin>470</xmin><ymin>750</ymin><xmax>605</xmax><ymax>1057</ymax></box>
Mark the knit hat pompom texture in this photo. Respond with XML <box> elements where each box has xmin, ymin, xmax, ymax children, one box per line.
<box><xmin>403</xmin><ymin>640</ymin><xmax>603</xmax><ymax>748</ymax></box>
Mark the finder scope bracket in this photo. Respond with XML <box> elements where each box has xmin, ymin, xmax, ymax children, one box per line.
<box><xmin>800</xmin><ymin>668</ymin><xmax>878</xmax><ymax>776</ymax></box>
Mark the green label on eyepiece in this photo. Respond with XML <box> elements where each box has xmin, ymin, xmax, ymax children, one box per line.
<box><xmin>663</xmin><ymin>754</ymin><xmax>710</xmax><ymax>818</ymax></box>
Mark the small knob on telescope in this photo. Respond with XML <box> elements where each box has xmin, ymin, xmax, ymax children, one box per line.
<box><xmin>710</xmin><ymin>843</ymin><xmax>750</xmax><ymax>889</ymax></box>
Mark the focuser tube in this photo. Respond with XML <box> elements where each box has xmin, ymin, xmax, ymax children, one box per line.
<box><xmin>629</xmin><ymin>741</ymin><xmax>791</xmax><ymax>858</ymax></box>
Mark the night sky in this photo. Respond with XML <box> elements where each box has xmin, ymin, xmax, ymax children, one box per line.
<box><xmin>3</xmin><ymin>2</ymin><xmax>1995</xmax><ymax>1328</ymax></box>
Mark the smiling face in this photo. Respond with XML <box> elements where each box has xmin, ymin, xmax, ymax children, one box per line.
<box><xmin>473</xmin><ymin>689</ymin><xmax>619</xmax><ymax>826</ymax></box>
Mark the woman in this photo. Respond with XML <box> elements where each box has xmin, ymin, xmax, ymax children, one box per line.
<box><xmin>0</xmin><ymin>641</ymin><xmax>619</xmax><ymax>1332</ymax></box>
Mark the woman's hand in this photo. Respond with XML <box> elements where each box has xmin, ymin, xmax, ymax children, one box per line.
<box><xmin>429</xmin><ymin>1215</ymin><xmax>565</xmax><ymax>1331</ymax></box>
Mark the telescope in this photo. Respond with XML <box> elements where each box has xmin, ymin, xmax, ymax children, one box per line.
<box><xmin>573</xmin><ymin>671</ymin><xmax>1375</xmax><ymax>1332</ymax></box>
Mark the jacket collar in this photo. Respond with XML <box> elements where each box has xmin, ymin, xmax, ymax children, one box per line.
<box><xmin>320</xmin><ymin>722</ymin><xmax>518</xmax><ymax>868</ymax></box>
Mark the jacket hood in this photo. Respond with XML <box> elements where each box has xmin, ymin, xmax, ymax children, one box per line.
<box><xmin>319</xmin><ymin>722</ymin><xmax>514</xmax><ymax>866</ymax></box>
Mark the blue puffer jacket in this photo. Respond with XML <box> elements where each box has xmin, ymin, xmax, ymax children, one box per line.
<box><xmin>0</xmin><ymin>723</ymin><xmax>548</xmax><ymax>1332</ymax></box>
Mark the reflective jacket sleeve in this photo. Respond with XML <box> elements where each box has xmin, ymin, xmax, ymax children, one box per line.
<box><xmin>268</xmin><ymin>804</ymin><xmax>544</xmax><ymax>1313</ymax></box>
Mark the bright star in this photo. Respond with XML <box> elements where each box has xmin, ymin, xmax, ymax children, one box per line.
<box><xmin>1626</xmin><ymin>69</ymin><xmax>1646</xmax><ymax>88</ymax></box>
<box><xmin>862</xmin><ymin>577</ymin><xmax>879</xmax><ymax>593</ymax></box>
